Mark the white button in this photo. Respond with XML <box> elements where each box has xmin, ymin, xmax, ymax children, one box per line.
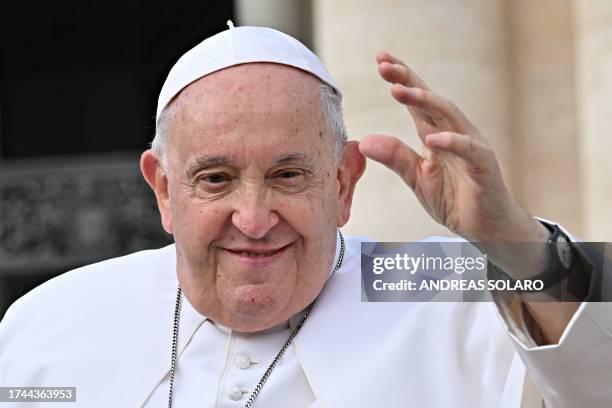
<box><xmin>235</xmin><ymin>353</ymin><xmax>251</xmax><ymax>369</ymax></box>
<box><xmin>228</xmin><ymin>386</ymin><xmax>243</xmax><ymax>401</ymax></box>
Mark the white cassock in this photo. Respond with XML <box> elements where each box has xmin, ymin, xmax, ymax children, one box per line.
<box><xmin>0</xmin><ymin>226</ymin><xmax>611</xmax><ymax>407</ymax></box>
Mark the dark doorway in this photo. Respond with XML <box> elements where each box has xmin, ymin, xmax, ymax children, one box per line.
<box><xmin>0</xmin><ymin>1</ymin><xmax>235</xmax><ymax>318</ymax></box>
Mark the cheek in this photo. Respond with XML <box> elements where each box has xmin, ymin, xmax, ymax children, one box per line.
<box><xmin>278</xmin><ymin>192</ymin><xmax>338</xmax><ymax>273</ymax></box>
<box><xmin>277</xmin><ymin>190</ymin><xmax>335</xmax><ymax>235</ymax></box>
<box><xmin>169</xmin><ymin>187</ymin><xmax>230</xmax><ymax>249</ymax></box>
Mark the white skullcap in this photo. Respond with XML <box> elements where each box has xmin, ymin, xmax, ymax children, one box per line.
<box><xmin>156</xmin><ymin>22</ymin><xmax>341</xmax><ymax>120</ymax></box>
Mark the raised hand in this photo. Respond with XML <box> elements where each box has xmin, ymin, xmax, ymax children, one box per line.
<box><xmin>358</xmin><ymin>51</ymin><xmax>547</xmax><ymax>243</ymax></box>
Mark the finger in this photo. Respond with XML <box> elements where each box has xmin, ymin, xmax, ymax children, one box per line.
<box><xmin>421</xmin><ymin>144</ymin><xmax>441</xmax><ymax>166</ymax></box>
<box><xmin>377</xmin><ymin>62</ymin><xmax>438</xmax><ymax>128</ymax></box>
<box><xmin>425</xmin><ymin>132</ymin><xmax>494</xmax><ymax>174</ymax></box>
<box><xmin>378</xmin><ymin>61</ymin><xmax>430</xmax><ymax>91</ymax></box>
<box><xmin>376</xmin><ymin>50</ymin><xmax>404</xmax><ymax>64</ymax></box>
<box><xmin>391</xmin><ymin>84</ymin><xmax>479</xmax><ymax>137</ymax></box>
<box><xmin>359</xmin><ymin>134</ymin><xmax>422</xmax><ymax>189</ymax></box>
<box><xmin>376</xmin><ymin>50</ymin><xmax>423</xmax><ymax>80</ymax></box>
<box><xmin>375</xmin><ymin>52</ymin><xmax>440</xmax><ymax>130</ymax></box>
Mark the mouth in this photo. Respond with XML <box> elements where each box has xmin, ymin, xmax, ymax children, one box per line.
<box><xmin>231</xmin><ymin>248</ymin><xmax>285</xmax><ymax>258</ymax></box>
<box><xmin>222</xmin><ymin>242</ymin><xmax>294</xmax><ymax>266</ymax></box>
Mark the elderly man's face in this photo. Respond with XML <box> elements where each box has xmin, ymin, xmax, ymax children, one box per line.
<box><xmin>142</xmin><ymin>63</ymin><xmax>364</xmax><ymax>332</ymax></box>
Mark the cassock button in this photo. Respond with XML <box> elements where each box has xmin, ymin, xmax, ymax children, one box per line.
<box><xmin>235</xmin><ymin>353</ymin><xmax>251</xmax><ymax>369</ymax></box>
<box><xmin>228</xmin><ymin>386</ymin><xmax>243</xmax><ymax>401</ymax></box>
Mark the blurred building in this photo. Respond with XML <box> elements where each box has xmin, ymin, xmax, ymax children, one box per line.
<box><xmin>312</xmin><ymin>0</ymin><xmax>612</xmax><ymax>243</ymax></box>
<box><xmin>2</xmin><ymin>0</ymin><xmax>612</xmax><ymax>317</ymax></box>
<box><xmin>0</xmin><ymin>1</ymin><xmax>234</xmax><ymax>317</ymax></box>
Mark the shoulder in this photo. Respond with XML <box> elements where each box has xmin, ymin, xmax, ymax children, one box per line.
<box><xmin>343</xmin><ymin>233</ymin><xmax>466</xmax><ymax>247</ymax></box>
<box><xmin>0</xmin><ymin>244</ymin><xmax>179</xmax><ymax>402</ymax></box>
<box><xmin>2</xmin><ymin>244</ymin><xmax>177</xmax><ymax>323</ymax></box>
<box><xmin>0</xmin><ymin>245</ymin><xmax>178</xmax><ymax>382</ymax></box>
<box><xmin>336</xmin><ymin>233</ymin><xmax>509</xmax><ymax>343</ymax></box>
<box><xmin>308</xmin><ymin>234</ymin><xmax>515</xmax><ymax>389</ymax></box>
<box><xmin>341</xmin><ymin>233</ymin><xmax>467</xmax><ymax>273</ymax></box>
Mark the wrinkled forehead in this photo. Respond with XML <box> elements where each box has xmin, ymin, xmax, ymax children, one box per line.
<box><xmin>160</xmin><ymin>63</ymin><xmax>334</xmax><ymax>168</ymax></box>
<box><xmin>170</xmin><ymin>63</ymin><xmax>323</xmax><ymax>111</ymax></box>
<box><xmin>164</xmin><ymin>63</ymin><xmax>325</xmax><ymax>127</ymax></box>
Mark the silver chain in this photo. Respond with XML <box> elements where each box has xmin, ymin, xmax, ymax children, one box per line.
<box><xmin>168</xmin><ymin>230</ymin><xmax>345</xmax><ymax>408</ymax></box>
<box><xmin>167</xmin><ymin>287</ymin><xmax>182</xmax><ymax>408</ymax></box>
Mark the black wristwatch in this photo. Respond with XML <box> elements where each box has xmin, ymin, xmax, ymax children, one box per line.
<box><xmin>493</xmin><ymin>223</ymin><xmax>574</xmax><ymax>292</ymax></box>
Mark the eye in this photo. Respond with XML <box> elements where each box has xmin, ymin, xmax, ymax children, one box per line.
<box><xmin>273</xmin><ymin>169</ymin><xmax>305</xmax><ymax>187</ymax></box>
<box><xmin>278</xmin><ymin>170</ymin><xmax>300</xmax><ymax>179</ymax></box>
<box><xmin>196</xmin><ymin>173</ymin><xmax>233</xmax><ymax>191</ymax></box>
<box><xmin>204</xmin><ymin>174</ymin><xmax>229</xmax><ymax>184</ymax></box>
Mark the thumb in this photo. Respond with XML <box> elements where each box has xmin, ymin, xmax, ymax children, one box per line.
<box><xmin>359</xmin><ymin>134</ymin><xmax>421</xmax><ymax>189</ymax></box>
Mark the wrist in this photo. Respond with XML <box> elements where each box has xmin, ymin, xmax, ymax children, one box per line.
<box><xmin>489</xmin><ymin>222</ymin><xmax>576</xmax><ymax>294</ymax></box>
<box><xmin>469</xmin><ymin>205</ymin><xmax>549</xmax><ymax>244</ymax></box>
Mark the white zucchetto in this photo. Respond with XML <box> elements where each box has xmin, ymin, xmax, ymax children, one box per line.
<box><xmin>156</xmin><ymin>21</ymin><xmax>341</xmax><ymax>120</ymax></box>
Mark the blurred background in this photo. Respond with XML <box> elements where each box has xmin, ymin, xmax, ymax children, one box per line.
<box><xmin>1</xmin><ymin>0</ymin><xmax>611</xmax><ymax>318</ymax></box>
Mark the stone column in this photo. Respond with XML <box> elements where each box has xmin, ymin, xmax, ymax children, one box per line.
<box><xmin>508</xmin><ymin>0</ymin><xmax>582</xmax><ymax>234</ymax></box>
<box><xmin>235</xmin><ymin>0</ymin><xmax>313</xmax><ymax>48</ymax></box>
<box><xmin>313</xmin><ymin>0</ymin><xmax>512</xmax><ymax>240</ymax></box>
<box><xmin>575</xmin><ymin>0</ymin><xmax>612</xmax><ymax>240</ymax></box>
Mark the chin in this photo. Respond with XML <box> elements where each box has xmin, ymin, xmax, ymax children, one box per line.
<box><xmin>228</xmin><ymin>284</ymin><xmax>289</xmax><ymax>325</ymax></box>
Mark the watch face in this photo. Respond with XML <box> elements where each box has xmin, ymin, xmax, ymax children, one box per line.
<box><xmin>556</xmin><ymin>235</ymin><xmax>572</xmax><ymax>269</ymax></box>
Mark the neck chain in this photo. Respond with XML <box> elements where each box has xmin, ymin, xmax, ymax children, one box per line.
<box><xmin>168</xmin><ymin>230</ymin><xmax>345</xmax><ymax>408</ymax></box>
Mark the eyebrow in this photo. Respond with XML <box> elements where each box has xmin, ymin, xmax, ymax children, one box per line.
<box><xmin>185</xmin><ymin>156</ymin><xmax>230</xmax><ymax>178</ymax></box>
<box><xmin>185</xmin><ymin>153</ymin><xmax>315</xmax><ymax>178</ymax></box>
<box><xmin>273</xmin><ymin>153</ymin><xmax>314</xmax><ymax>166</ymax></box>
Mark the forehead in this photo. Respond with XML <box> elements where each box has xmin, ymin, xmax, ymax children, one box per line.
<box><xmin>165</xmin><ymin>63</ymin><xmax>331</xmax><ymax>166</ymax></box>
<box><xmin>170</xmin><ymin>63</ymin><xmax>323</xmax><ymax>120</ymax></box>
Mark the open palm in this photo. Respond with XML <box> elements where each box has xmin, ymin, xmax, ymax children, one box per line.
<box><xmin>359</xmin><ymin>51</ymin><xmax>530</xmax><ymax>242</ymax></box>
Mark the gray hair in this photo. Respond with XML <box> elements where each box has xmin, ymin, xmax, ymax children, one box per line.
<box><xmin>151</xmin><ymin>84</ymin><xmax>347</xmax><ymax>170</ymax></box>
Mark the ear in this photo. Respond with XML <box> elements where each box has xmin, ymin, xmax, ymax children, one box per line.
<box><xmin>140</xmin><ymin>150</ymin><xmax>173</xmax><ymax>234</ymax></box>
<box><xmin>337</xmin><ymin>141</ymin><xmax>366</xmax><ymax>227</ymax></box>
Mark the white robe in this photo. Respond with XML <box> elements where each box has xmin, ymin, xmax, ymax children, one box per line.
<box><xmin>0</xmin><ymin>227</ymin><xmax>610</xmax><ymax>407</ymax></box>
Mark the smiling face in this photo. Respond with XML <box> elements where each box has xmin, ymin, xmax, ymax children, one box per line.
<box><xmin>141</xmin><ymin>63</ymin><xmax>364</xmax><ymax>332</ymax></box>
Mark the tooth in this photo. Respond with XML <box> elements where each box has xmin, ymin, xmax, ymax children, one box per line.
<box><xmin>235</xmin><ymin>249</ymin><xmax>281</xmax><ymax>258</ymax></box>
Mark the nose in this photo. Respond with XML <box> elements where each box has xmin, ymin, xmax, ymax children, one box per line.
<box><xmin>231</xmin><ymin>187</ymin><xmax>280</xmax><ymax>239</ymax></box>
